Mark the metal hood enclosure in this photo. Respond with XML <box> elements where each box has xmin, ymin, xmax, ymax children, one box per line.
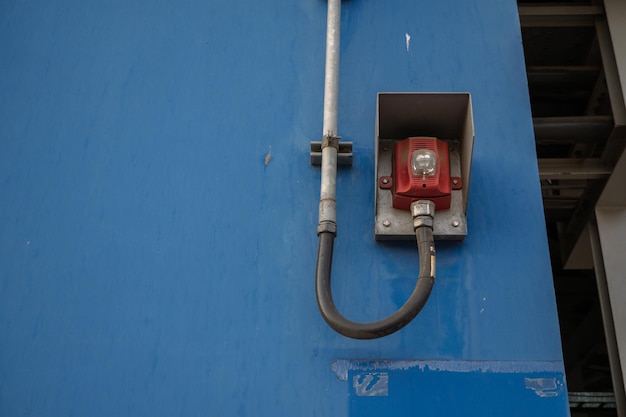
<box><xmin>0</xmin><ymin>0</ymin><xmax>569</xmax><ymax>416</ymax></box>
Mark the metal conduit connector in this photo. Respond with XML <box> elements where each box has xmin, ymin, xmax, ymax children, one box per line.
<box><xmin>411</xmin><ymin>200</ymin><xmax>436</xmax><ymax>229</ymax></box>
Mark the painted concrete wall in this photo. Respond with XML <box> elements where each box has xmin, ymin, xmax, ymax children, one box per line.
<box><xmin>0</xmin><ymin>0</ymin><xmax>569</xmax><ymax>415</ymax></box>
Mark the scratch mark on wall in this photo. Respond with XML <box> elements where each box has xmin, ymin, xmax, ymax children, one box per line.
<box><xmin>405</xmin><ymin>33</ymin><xmax>411</xmax><ymax>52</ymax></box>
<box><xmin>264</xmin><ymin>145</ymin><xmax>272</xmax><ymax>166</ymax></box>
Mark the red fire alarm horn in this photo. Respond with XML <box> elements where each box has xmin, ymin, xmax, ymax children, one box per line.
<box><xmin>391</xmin><ymin>137</ymin><xmax>452</xmax><ymax>211</ymax></box>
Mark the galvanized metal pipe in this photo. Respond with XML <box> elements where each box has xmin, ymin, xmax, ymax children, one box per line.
<box><xmin>322</xmin><ymin>0</ymin><xmax>340</xmax><ymax>137</ymax></box>
<box><xmin>318</xmin><ymin>146</ymin><xmax>338</xmax><ymax>234</ymax></box>
<box><xmin>318</xmin><ymin>0</ymin><xmax>341</xmax><ymax>234</ymax></box>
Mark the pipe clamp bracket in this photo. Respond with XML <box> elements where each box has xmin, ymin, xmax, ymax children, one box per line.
<box><xmin>321</xmin><ymin>134</ymin><xmax>340</xmax><ymax>150</ymax></box>
<box><xmin>310</xmin><ymin>140</ymin><xmax>353</xmax><ymax>166</ymax></box>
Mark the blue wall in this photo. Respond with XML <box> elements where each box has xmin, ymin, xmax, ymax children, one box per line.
<box><xmin>0</xmin><ymin>0</ymin><xmax>569</xmax><ymax>415</ymax></box>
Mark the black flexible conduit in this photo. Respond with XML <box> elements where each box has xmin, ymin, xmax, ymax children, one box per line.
<box><xmin>315</xmin><ymin>226</ymin><xmax>435</xmax><ymax>339</ymax></box>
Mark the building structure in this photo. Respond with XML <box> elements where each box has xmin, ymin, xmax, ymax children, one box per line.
<box><xmin>1</xmin><ymin>0</ymin><xmax>624</xmax><ymax>415</ymax></box>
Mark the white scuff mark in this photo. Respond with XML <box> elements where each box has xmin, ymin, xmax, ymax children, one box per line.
<box><xmin>525</xmin><ymin>378</ymin><xmax>560</xmax><ymax>397</ymax></box>
<box><xmin>353</xmin><ymin>373</ymin><xmax>389</xmax><ymax>397</ymax></box>
<box><xmin>405</xmin><ymin>33</ymin><xmax>411</xmax><ymax>52</ymax></box>
<box><xmin>264</xmin><ymin>145</ymin><xmax>272</xmax><ymax>166</ymax></box>
<box><xmin>480</xmin><ymin>308</ymin><xmax>485</xmax><ymax>314</ymax></box>
<box><xmin>330</xmin><ymin>359</ymin><xmax>565</xmax><ymax>380</ymax></box>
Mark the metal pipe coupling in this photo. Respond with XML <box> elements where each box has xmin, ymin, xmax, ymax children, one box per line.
<box><xmin>411</xmin><ymin>200</ymin><xmax>436</xmax><ymax>230</ymax></box>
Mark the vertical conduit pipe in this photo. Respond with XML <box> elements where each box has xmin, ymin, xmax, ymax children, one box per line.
<box><xmin>317</xmin><ymin>0</ymin><xmax>341</xmax><ymax>236</ymax></box>
<box><xmin>323</xmin><ymin>0</ymin><xmax>340</xmax><ymax>137</ymax></box>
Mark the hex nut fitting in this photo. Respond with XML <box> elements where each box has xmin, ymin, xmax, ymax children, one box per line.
<box><xmin>413</xmin><ymin>216</ymin><xmax>434</xmax><ymax>229</ymax></box>
<box><xmin>410</xmin><ymin>200</ymin><xmax>436</xmax><ymax>218</ymax></box>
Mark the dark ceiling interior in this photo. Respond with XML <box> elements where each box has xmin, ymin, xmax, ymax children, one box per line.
<box><xmin>517</xmin><ymin>0</ymin><xmax>620</xmax><ymax>414</ymax></box>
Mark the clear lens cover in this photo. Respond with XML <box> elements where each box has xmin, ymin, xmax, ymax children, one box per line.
<box><xmin>411</xmin><ymin>149</ymin><xmax>437</xmax><ymax>179</ymax></box>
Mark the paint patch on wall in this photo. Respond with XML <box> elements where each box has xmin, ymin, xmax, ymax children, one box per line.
<box><xmin>525</xmin><ymin>378</ymin><xmax>559</xmax><ymax>398</ymax></box>
<box><xmin>341</xmin><ymin>360</ymin><xmax>568</xmax><ymax>416</ymax></box>
<box><xmin>331</xmin><ymin>359</ymin><xmax>564</xmax><ymax>381</ymax></box>
<box><xmin>353</xmin><ymin>372</ymin><xmax>389</xmax><ymax>397</ymax></box>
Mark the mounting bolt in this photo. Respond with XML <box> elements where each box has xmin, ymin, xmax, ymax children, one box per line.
<box><xmin>382</xmin><ymin>178</ymin><xmax>389</xmax><ymax>184</ymax></box>
<box><xmin>452</xmin><ymin>220</ymin><xmax>460</xmax><ymax>227</ymax></box>
<box><xmin>382</xmin><ymin>220</ymin><xmax>391</xmax><ymax>227</ymax></box>
<box><xmin>452</xmin><ymin>178</ymin><xmax>459</xmax><ymax>185</ymax></box>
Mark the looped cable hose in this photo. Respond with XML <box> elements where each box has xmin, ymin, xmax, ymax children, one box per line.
<box><xmin>315</xmin><ymin>225</ymin><xmax>435</xmax><ymax>340</ymax></box>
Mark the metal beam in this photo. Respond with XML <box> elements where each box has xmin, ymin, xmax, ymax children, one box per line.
<box><xmin>597</xmin><ymin>14</ymin><xmax>626</xmax><ymax>164</ymax></box>
<box><xmin>527</xmin><ymin>66</ymin><xmax>601</xmax><ymax>73</ymax></box>
<box><xmin>541</xmin><ymin>183</ymin><xmax>587</xmax><ymax>191</ymax></box>
<box><xmin>538</xmin><ymin>158</ymin><xmax>612</xmax><ymax>180</ymax></box>
<box><xmin>534</xmin><ymin>116</ymin><xmax>613</xmax><ymax>145</ymax></box>
<box><xmin>526</xmin><ymin>66</ymin><xmax>601</xmax><ymax>85</ymax></box>
<box><xmin>519</xmin><ymin>5</ymin><xmax>605</xmax><ymax>27</ymax></box>
<box><xmin>569</xmin><ymin>392</ymin><xmax>617</xmax><ymax>409</ymax></box>
<box><xmin>519</xmin><ymin>6</ymin><xmax>605</xmax><ymax>17</ymax></box>
<box><xmin>604</xmin><ymin>0</ymin><xmax>626</xmax><ymax>123</ymax></box>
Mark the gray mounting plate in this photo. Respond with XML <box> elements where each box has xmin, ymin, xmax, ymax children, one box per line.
<box><xmin>375</xmin><ymin>139</ymin><xmax>467</xmax><ymax>240</ymax></box>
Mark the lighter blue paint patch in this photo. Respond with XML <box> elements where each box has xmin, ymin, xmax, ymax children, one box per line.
<box><xmin>346</xmin><ymin>361</ymin><xmax>568</xmax><ymax>416</ymax></box>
